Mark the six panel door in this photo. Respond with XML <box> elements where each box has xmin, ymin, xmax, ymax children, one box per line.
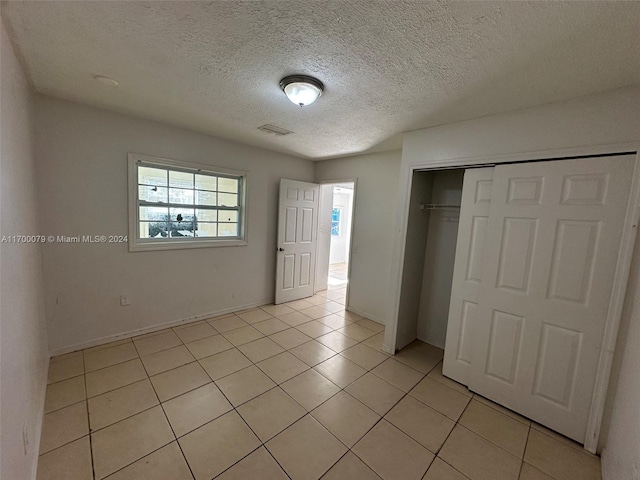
<box><xmin>443</xmin><ymin>167</ymin><xmax>494</xmax><ymax>386</ymax></box>
<box><xmin>468</xmin><ymin>155</ymin><xmax>635</xmax><ymax>442</ymax></box>
<box><xmin>275</xmin><ymin>179</ymin><xmax>319</xmax><ymax>304</ymax></box>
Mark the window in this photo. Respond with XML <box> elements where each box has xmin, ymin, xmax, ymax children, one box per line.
<box><xmin>331</xmin><ymin>207</ymin><xmax>342</xmax><ymax>236</ymax></box>
<box><xmin>128</xmin><ymin>154</ymin><xmax>247</xmax><ymax>251</ymax></box>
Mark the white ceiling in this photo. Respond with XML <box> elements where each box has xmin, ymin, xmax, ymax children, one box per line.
<box><xmin>3</xmin><ymin>1</ymin><xmax>639</xmax><ymax>160</ymax></box>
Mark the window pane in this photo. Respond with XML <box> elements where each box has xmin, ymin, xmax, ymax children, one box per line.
<box><xmin>218</xmin><ymin>193</ymin><xmax>238</xmax><ymax>207</ymax></box>
<box><xmin>218</xmin><ymin>177</ymin><xmax>239</xmax><ymax>193</ymax></box>
<box><xmin>169</xmin><ymin>170</ymin><xmax>193</xmax><ymax>188</ymax></box>
<box><xmin>170</xmin><ymin>208</ymin><xmax>194</xmax><ymax>237</ymax></box>
<box><xmin>170</xmin><ymin>228</ymin><xmax>194</xmax><ymax>237</ymax></box>
<box><xmin>169</xmin><ymin>188</ymin><xmax>194</xmax><ymax>205</ymax></box>
<box><xmin>139</xmin><ymin>185</ymin><xmax>168</xmax><ymax>203</ymax></box>
<box><xmin>218</xmin><ymin>223</ymin><xmax>238</xmax><ymax>237</ymax></box>
<box><xmin>331</xmin><ymin>208</ymin><xmax>341</xmax><ymax>236</ymax></box>
<box><xmin>195</xmin><ymin>223</ymin><xmax>217</xmax><ymax>238</ymax></box>
<box><xmin>132</xmin><ymin>159</ymin><xmax>245</xmax><ymax>247</ymax></box>
<box><xmin>170</xmin><ymin>207</ymin><xmax>195</xmax><ymax>237</ymax></box>
<box><xmin>195</xmin><ymin>174</ymin><xmax>217</xmax><ymax>191</ymax></box>
<box><xmin>140</xmin><ymin>206</ymin><xmax>168</xmax><ymax>221</ymax></box>
<box><xmin>139</xmin><ymin>167</ymin><xmax>167</xmax><ymax>186</ymax></box>
<box><xmin>169</xmin><ymin>207</ymin><xmax>194</xmax><ymax>223</ymax></box>
<box><xmin>139</xmin><ymin>221</ymin><xmax>169</xmax><ymax>239</ymax></box>
<box><xmin>218</xmin><ymin>210</ymin><xmax>238</xmax><ymax>223</ymax></box>
<box><xmin>196</xmin><ymin>209</ymin><xmax>217</xmax><ymax>222</ymax></box>
<box><xmin>195</xmin><ymin>191</ymin><xmax>216</xmax><ymax>206</ymax></box>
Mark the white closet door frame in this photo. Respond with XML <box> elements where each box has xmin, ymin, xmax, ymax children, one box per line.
<box><xmin>385</xmin><ymin>143</ymin><xmax>640</xmax><ymax>453</ymax></box>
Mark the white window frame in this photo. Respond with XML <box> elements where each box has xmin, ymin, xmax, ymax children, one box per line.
<box><xmin>128</xmin><ymin>153</ymin><xmax>248</xmax><ymax>251</ymax></box>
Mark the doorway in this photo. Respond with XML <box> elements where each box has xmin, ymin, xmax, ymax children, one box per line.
<box><xmin>315</xmin><ymin>182</ymin><xmax>355</xmax><ymax>297</ymax></box>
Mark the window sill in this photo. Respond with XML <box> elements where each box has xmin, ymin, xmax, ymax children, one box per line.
<box><xmin>129</xmin><ymin>238</ymin><xmax>247</xmax><ymax>252</ymax></box>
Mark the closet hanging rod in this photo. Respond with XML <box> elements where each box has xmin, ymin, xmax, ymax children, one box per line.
<box><xmin>420</xmin><ymin>204</ymin><xmax>461</xmax><ymax>210</ymax></box>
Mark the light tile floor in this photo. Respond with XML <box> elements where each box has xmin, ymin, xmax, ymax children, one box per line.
<box><xmin>328</xmin><ymin>262</ymin><xmax>348</xmax><ymax>287</ymax></box>
<box><xmin>37</xmin><ymin>290</ymin><xmax>601</xmax><ymax>480</ymax></box>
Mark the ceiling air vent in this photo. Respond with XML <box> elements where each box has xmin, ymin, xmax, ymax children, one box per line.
<box><xmin>257</xmin><ymin>124</ymin><xmax>293</xmax><ymax>136</ymax></box>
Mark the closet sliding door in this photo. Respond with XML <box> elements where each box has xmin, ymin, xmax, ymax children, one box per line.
<box><xmin>442</xmin><ymin>167</ymin><xmax>494</xmax><ymax>386</ymax></box>
<box><xmin>443</xmin><ymin>154</ymin><xmax>635</xmax><ymax>443</ymax></box>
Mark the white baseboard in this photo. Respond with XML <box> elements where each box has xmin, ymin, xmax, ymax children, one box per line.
<box><xmin>416</xmin><ymin>334</ymin><xmax>445</xmax><ymax>350</ymax></box>
<box><xmin>31</xmin><ymin>355</ymin><xmax>50</xmax><ymax>479</ymax></box>
<box><xmin>49</xmin><ymin>298</ymin><xmax>272</xmax><ymax>356</ymax></box>
<box><xmin>345</xmin><ymin>305</ymin><xmax>386</xmax><ymax>327</ymax></box>
<box><xmin>345</xmin><ymin>305</ymin><xmax>394</xmax><ymax>353</ymax></box>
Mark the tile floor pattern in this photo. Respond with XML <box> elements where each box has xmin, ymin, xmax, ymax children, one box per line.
<box><xmin>38</xmin><ymin>290</ymin><xmax>601</xmax><ymax>480</ymax></box>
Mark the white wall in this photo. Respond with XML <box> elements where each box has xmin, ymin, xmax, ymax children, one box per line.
<box><xmin>35</xmin><ymin>97</ymin><xmax>314</xmax><ymax>353</ymax></box>
<box><xmin>417</xmin><ymin>170</ymin><xmax>464</xmax><ymax>349</ymax></box>
<box><xmin>401</xmin><ymin>86</ymin><xmax>640</xmax><ymax>169</ymax></box>
<box><xmin>329</xmin><ymin>188</ymin><xmax>353</xmax><ymax>265</ymax></box>
<box><xmin>315</xmin><ymin>151</ymin><xmax>401</xmax><ymax>326</ymax></box>
<box><xmin>385</xmin><ymin>85</ymin><xmax>640</xmax><ymax>468</ymax></box>
<box><xmin>601</xmin><ymin>234</ymin><xmax>640</xmax><ymax>479</ymax></box>
<box><xmin>0</xmin><ymin>19</ymin><xmax>49</xmax><ymax>480</ymax></box>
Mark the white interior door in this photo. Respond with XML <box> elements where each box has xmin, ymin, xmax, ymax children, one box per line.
<box><xmin>275</xmin><ymin>179</ymin><xmax>319</xmax><ymax>304</ymax></box>
<box><xmin>443</xmin><ymin>167</ymin><xmax>494</xmax><ymax>386</ymax></box>
<box><xmin>469</xmin><ymin>155</ymin><xmax>635</xmax><ymax>442</ymax></box>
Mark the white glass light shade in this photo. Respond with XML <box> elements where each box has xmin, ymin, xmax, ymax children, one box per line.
<box><xmin>283</xmin><ymin>82</ymin><xmax>322</xmax><ymax>106</ymax></box>
<box><xmin>280</xmin><ymin>75</ymin><xmax>324</xmax><ymax>107</ymax></box>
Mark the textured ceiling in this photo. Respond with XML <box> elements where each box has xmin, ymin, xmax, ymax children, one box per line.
<box><xmin>3</xmin><ymin>1</ymin><xmax>639</xmax><ymax>159</ymax></box>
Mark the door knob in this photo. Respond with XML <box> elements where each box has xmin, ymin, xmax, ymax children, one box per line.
<box><xmin>278</xmin><ymin>248</ymin><xmax>285</xmax><ymax>252</ymax></box>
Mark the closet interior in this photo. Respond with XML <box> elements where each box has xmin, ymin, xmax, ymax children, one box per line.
<box><xmin>395</xmin><ymin>168</ymin><xmax>465</xmax><ymax>351</ymax></box>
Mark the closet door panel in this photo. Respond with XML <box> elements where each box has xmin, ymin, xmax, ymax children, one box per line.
<box><xmin>469</xmin><ymin>155</ymin><xmax>635</xmax><ymax>443</ymax></box>
<box><xmin>442</xmin><ymin>167</ymin><xmax>494</xmax><ymax>386</ymax></box>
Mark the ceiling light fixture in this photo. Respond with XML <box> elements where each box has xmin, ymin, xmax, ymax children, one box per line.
<box><xmin>279</xmin><ymin>75</ymin><xmax>324</xmax><ymax>107</ymax></box>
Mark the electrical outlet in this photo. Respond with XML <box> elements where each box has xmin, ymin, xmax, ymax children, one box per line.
<box><xmin>120</xmin><ymin>296</ymin><xmax>131</xmax><ymax>306</ymax></box>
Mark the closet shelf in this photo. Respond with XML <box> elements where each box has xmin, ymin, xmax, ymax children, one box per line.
<box><xmin>420</xmin><ymin>204</ymin><xmax>461</xmax><ymax>210</ymax></box>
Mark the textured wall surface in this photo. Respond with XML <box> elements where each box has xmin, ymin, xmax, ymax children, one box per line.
<box><xmin>0</xmin><ymin>18</ymin><xmax>49</xmax><ymax>480</ymax></box>
<box><xmin>315</xmin><ymin>151</ymin><xmax>401</xmax><ymax>326</ymax></box>
<box><xmin>601</xmin><ymin>236</ymin><xmax>640</xmax><ymax>479</ymax></box>
<box><xmin>3</xmin><ymin>1</ymin><xmax>639</xmax><ymax>159</ymax></box>
<box><xmin>35</xmin><ymin>97</ymin><xmax>314</xmax><ymax>353</ymax></box>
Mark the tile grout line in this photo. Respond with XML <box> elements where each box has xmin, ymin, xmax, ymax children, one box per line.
<box><xmin>434</xmin><ymin>397</ymin><xmax>484</xmax><ymax>480</ymax></box>
<box><xmin>44</xmin><ymin>302</ymin><xmax>399</xmax><ymax>479</ymax></box>
<box><xmin>146</xmin><ymin>346</ymin><xmax>198</xmax><ymax>480</ymax></box>
<box><xmin>94</xmin><ymin>336</ymin><xmax>197</xmax><ymax>480</ymax></box>
<box><xmin>82</xmin><ymin>351</ymin><xmax>96</xmax><ymax>480</ymax></box>
<box><xmin>204</xmin><ymin>321</ymin><xmax>383</xmax><ymax>478</ymax></box>
<box><xmin>517</xmin><ymin>424</ymin><xmax>533</xmax><ymax>480</ymax></box>
<box><xmin>458</xmin><ymin>398</ymin><xmax>532</xmax><ymax>460</ymax></box>
<box><xmin>345</xmin><ymin>360</ymin><xmax>441</xmax><ymax>478</ymax></box>
<box><xmin>197</xmin><ymin>349</ymin><xmax>292</xmax><ymax>480</ymax></box>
